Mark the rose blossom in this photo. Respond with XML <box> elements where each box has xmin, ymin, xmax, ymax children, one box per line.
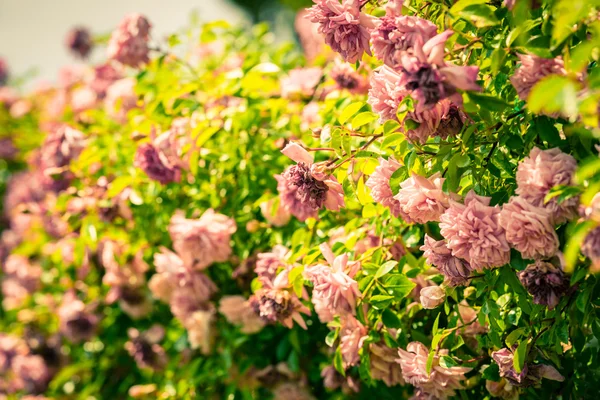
<box><xmin>107</xmin><ymin>13</ymin><xmax>151</xmax><ymax>67</ymax></box>
<box><xmin>371</xmin><ymin>9</ymin><xmax>437</xmax><ymax>68</ymax></box>
<box><xmin>303</xmin><ymin>243</ymin><xmax>361</xmax><ymax>322</ymax></box>
<box><xmin>440</xmin><ymin>191</ymin><xmax>511</xmax><ymax>270</ymax></box>
<box><xmin>184</xmin><ymin>306</ymin><xmax>215</xmax><ymax>354</ymax></box>
<box><xmin>11</xmin><ymin>354</ymin><xmax>50</xmax><ymax>394</ymax></box>
<box><xmin>510</xmin><ymin>54</ymin><xmax>567</xmax><ymax>101</ymax></box>
<box><xmin>420</xmin><ymin>285</ymin><xmax>445</xmax><ymax>309</ymax></box>
<box><xmin>65</xmin><ymin>27</ymin><xmax>93</xmax><ymax>58</ymax></box>
<box><xmin>272</xmin><ymin>382</ymin><xmax>315</xmax><ymax>400</ymax></box>
<box><xmin>168</xmin><ymin>209</ymin><xmax>236</xmax><ymax>270</ymax></box>
<box><xmin>370</xmin><ymin>343</ymin><xmax>405</xmax><ymax>386</ymax></box>
<box><xmin>518</xmin><ymin>258</ymin><xmax>569</xmax><ymax>309</ymax></box>
<box><xmin>330</xmin><ymin>61</ymin><xmax>368</xmax><ymax>94</ymax></box>
<box><xmin>89</xmin><ymin>64</ymin><xmax>122</xmax><ymax>98</ymax></box>
<box><xmin>219</xmin><ymin>295</ymin><xmax>265</xmax><ymax>334</ymax></box>
<box><xmin>306</xmin><ymin>0</ymin><xmax>376</xmax><ymax>63</ymax></box>
<box><xmin>280</xmin><ymin>67</ymin><xmax>322</xmax><ymax>99</ymax></box>
<box><xmin>260</xmin><ymin>198</ymin><xmax>291</xmax><ymax>227</ymax></box>
<box><xmin>125</xmin><ymin>325</ymin><xmax>167</xmax><ymax>370</ymax></box>
<box><xmin>276</xmin><ymin>142</ymin><xmax>344</xmax><ymax>221</ymax></box>
<box><xmin>255</xmin><ymin>245</ymin><xmax>290</xmax><ymax>286</ymax></box>
<box><xmin>339</xmin><ymin>315</ymin><xmax>368</xmax><ymax>368</ymax></box>
<box><xmin>134</xmin><ymin>142</ymin><xmax>181</xmax><ymax>185</ymax></box>
<box><xmin>365</xmin><ymin>156</ymin><xmax>404</xmax><ymax>217</ymax></box>
<box><xmin>499</xmin><ymin>196</ymin><xmax>559</xmax><ymax>259</ymax></box>
<box><xmin>104</xmin><ymin>77</ymin><xmax>138</xmax><ymax>123</ymax></box>
<box><xmin>57</xmin><ymin>292</ymin><xmax>99</xmax><ymax>343</ymax></box>
<box><xmin>516</xmin><ymin>147</ymin><xmax>579</xmax><ymax>224</ymax></box>
<box><xmin>421</xmin><ymin>235</ymin><xmax>471</xmax><ymax>286</ymax></box>
<box><xmin>250</xmin><ymin>268</ymin><xmax>311</xmax><ymax>329</ymax></box>
<box><xmin>395</xmin><ymin>172</ymin><xmax>451</xmax><ymax>223</ymax></box>
<box><xmin>397</xmin><ymin>341</ymin><xmax>471</xmax><ymax>399</ymax></box>
<box><xmin>492</xmin><ymin>347</ymin><xmax>564</xmax><ymax>387</ymax></box>
<box><xmin>1</xmin><ymin>255</ymin><xmax>42</xmax><ymax>310</ymax></box>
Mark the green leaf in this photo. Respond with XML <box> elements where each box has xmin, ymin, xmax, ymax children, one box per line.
<box><xmin>439</xmin><ymin>356</ymin><xmax>458</xmax><ymax>368</ymax></box>
<box><xmin>334</xmin><ymin>347</ymin><xmax>346</xmax><ymax>375</ymax></box>
<box><xmin>535</xmin><ymin>117</ymin><xmax>562</xmax><ymax>145</ymax></box>
<box><xmin>339</xmin><ymin>101</ymin><xmax>365</xmax><ymax>124</ymax></box>
<box><xmin>458</xmin><ymin>4</ymin><xmax>500</xmax><ymax>27</ymax></box>
<box><xmin>326</xmin><ymin>329</ymin><xmax>339</xmax><ymax>347</ymax></box>
<box><xmin>384</xmin><ymin>274</ymin><xmax>417</xmax><ymax>300</ymax></box>
<box><xmin>482</xmin><ymin>363</ymin><xmax>501</xmax><ymax>382</ymax></box>
<box><xmin>432</xmin><ymin>313</ymin><xmax>441</xmax><ymax>336</ymax></box>
<box><xmin>505</xmin><ymin>328</ymin><xmax>525</xmax><ymax>348</ymax></box>
<box><xmin>552</xmin><ymin>0</ymin><xmax>595</xmax><ymax>46</ymax></box>
<box><xmin>496</xmin><ymin>293</ymin><xmax>512</xmax><ymax>309</ymax></box>
<box><xmin>467</xmin><ymin>92</ymin><xmax>510</xmax><ymax>112</ymax></box>
<box><xmin>450</xmin><ymin>0</ymin><xmax>488</xmax><ymax>13</ymax></box>
<box><xmin>375</xmin><ymin>260</ymin><xmax>397</xmax><ymax>279</ymax></box>
<box><xmin>351</xmin><ymin>112</ymin><xmax>379</xmax><ymax>129</ymax></box>
<box><xmin>528</xmin><ymin>75</ymin><xmax>581</xmax><ymax>117</ymax></box>
<box><xmin>544</xmin><ymin>185</ymin><xmax>583</xmax><ymax>205</ymax></box>
<box><xmin>382</xmin><ymin>309</ymin><xmax>402</xmax><ymax>329</ymax></box>
<box><xmin>513</xmin><ymin>340</ymin><xmax>528</xmax><ymax>374</ymax></box>
<box><xmin>370</xmin><ymin>295</ymin><xmax>395</xmax><ymax>309</ymax></box>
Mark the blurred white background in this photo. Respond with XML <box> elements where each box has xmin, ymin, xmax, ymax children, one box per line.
<box><xmin>0</xmin><ymin>0</ymin><xmax>247</xmax><ymax>86</ymax></box>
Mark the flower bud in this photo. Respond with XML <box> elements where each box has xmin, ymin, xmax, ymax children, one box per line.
<box><xmin>420</xmin><ymin>285</ymin><xmax>445</xmax><ymax>309</ymax></box>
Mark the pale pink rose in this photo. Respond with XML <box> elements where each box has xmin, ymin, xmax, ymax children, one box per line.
<box><xmin>219</xmin><ymin>295</ymin><xmax>265</xmax><ymax>334</ymax></box>
<box><xmin>339</xmin><ymin>315</ymin><xmax>368</xmax><ymax>368</ymax></box>
<box><xmin>1</xmin><ymin>255</ymin><xmax>42</xmax><ymax>310</ymax></box>
<box><xmin>366</xmin><ymin>156</ymin><xmax>404</xmax><ymax>217</ymax></box>
<box><xmin>518</xmin><ymin>258</ymin><xmax>569</xmax><ymax>309</ymax></box>
<box><xmin>510</xmin><ymin>55</ymin><xmax>566</xmax><ymax>101</ymax></box>
<box><xmin>397</xmin><ymin>341</ymin><xmax>471</xmax><ymax>399</ymax></box>
<box><xmin>301</xmin><ymin>102</ymin><xmax>322</xmax><ymax>131</ymax></box>
<box><xmin>421</xmin><ymin>235</ymin><xmax>471</xmax><ymax>286</ymax></box>
<box><xmin>249</xmin><ymin>267</ymin><xmax>311</xmax><ymax>329</ymax></box>
<box><xmin>11</xmin><ymin>354</ymin><xmax>50</xmax><ymax>393</ymax></box>
<box><xmin>330</xmin><ymin>61</ymin><xmax>369</xmax><ymax>94</ymax></box>
<box><xmin>150</xmin><ymin>247</ymin><xmax>217</xmax><ymax>319</ymax></box>
<box><xmin>440</xmin><ymin>191</ymin><xmax>510</xmax><ymax>270</ymax></box>
<box><xmin>368</xmin><ymin>65</ymin><xmax>409</xmax><ymax>123</ymax></box>
<box><xmin>89</xmin><ymin>64</ymin><xmax>122</xmax><ymax>98</ymax></box>
<box><xmin>184</xmin><ymin>307</ymin><xmax>215</xmax><ymax>354</ymax></box>
<box><xmin>419</xmin><ymin>285</ymin><xmax>445</xmax><ymax>309</ymax></box>
<box><xmin>499</xmin><ymin>196</ymin><xmax>559</xmax><ymax>259</ymax></box>
<box><xmin>104</xmin><ymin>77</ymin><xmax>138</xmax><ymax>123</ymax></box>
<box><xmin>304</xmin><ymin>243</ymin><xmax>361</xmax><ymax>322</ymax></box>
<box><xmin>0</xmin><ymin>333</ymin><xmax>29</xmax><ymax>372</ymax></box>
<box><xmin>276</xmin><ymin>142</ymin><xmax>344</xmax><ymax>221</ymax></box>
<box><xmin>395</xmin><ymin>173</ymin><xmax>450</xmax><ymax>223</ymax></box>
<box><xmin>70</xmin><ymin>86</ymin><xmax>97</xmax><ymax>112</ymax></box>
<box><xmin>65</xmin><ymin>27</ymin><xmax>93</xmax><ymax>58</ymax></box>
<box><xmin>516</xmin><ymin>147</ymin><xmax>579</xmax><ymax>224</ymax></box>
<box><xmin>492</xmin><ymin>347</ymin><xmax>564</xmax><ymax>387</ymax></box>
<box><xmin>39</xmin><ymin>125</ymin><xmax>86</xmax><ymax>172</ymax></box>
<box><xmin>371</xmin><ymin>12</ymin><xmax>437</xmax><ymax>68</ymax></box>
<box><xmin>168</xmin><ymin>209</ymin><xmax>236</xmax><ymax>270</ymax></box>
<box><xmin>281</xmin><ymin>67</ymin><xmax>322</xmax><ymax>99</ymax></box>
<box><xmin>255</xmin><ymin>245</ymin><xmax>290</xmax><ymax>286</ymax></box>
<box><xmin>260</xmin><ymin>198</ymin><xmax>291</xmax><ymax>227</ymax></box>
<box><xmin>370</xmin><ymin>343</ymin><xmax>405</xmax><ymax>386</ymax></box>
<box><xmin>57</xmin><ymin>292</ymin><xmax>99</xmax><ymax>343</ymax></box>
<box><xmin>295</xmin><ymin>10</ymin><xmax>327</xmax><ymax>62</ymax></box>
<box><xmin>134</xmin><ymin>142</ymin><xmax>181</xmax><ymax>185</ymax></box>
<box><xmin>107</xmin><ymin>13</ymin><xmax>151</xmax><ymax>67</ymax></box>
<box><xmin>9</xmin><ymin>99</ymin><xmax>32</xmax><ymax>118</ymax></box>
<box><xmin>306</xmin><ymin>0</ymin><xmax>376</xmax><ymax>63</ymax></box>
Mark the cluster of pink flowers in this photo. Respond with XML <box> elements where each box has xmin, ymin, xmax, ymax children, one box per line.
<box><xmin>397</xmin><ymin>341</ymin><xmax>471</xmax><ymax>399</ymax></box>
<box><xmin>276</xmin><ymin>142</ymin><xmax>344</xmax><ymax>221</ymax></box>
<box><xmin>125</xmin><ymin>325</ymin><xmax>167</xmax><ymax>371</ymax></box>
<box><xmin>107</xmin><ymin>14</ymin><xmax>151</xmax><ymax>67</ymax></box>
<box><xmin>303</xmin><ymin>243</ymin><xmax>362</xmax><ymax>322</ymax></box>
<box><xmin>219</xmin><ymin>295</ymin><xmax>265</xmax><ymax>334</ymax></box>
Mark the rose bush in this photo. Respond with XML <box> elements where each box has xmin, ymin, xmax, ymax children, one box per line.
<box><xmin>1</xmin><ymin>0</ymin><xmax>600</xmax><ymax>398</ymax></box>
